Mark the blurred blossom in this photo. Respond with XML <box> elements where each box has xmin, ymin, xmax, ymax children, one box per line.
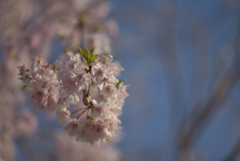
<box><xmin>55</xmin><ymin>131</ymin><xmax>120</xmax><ymax>161</ymax></box>
<box><xmin>0</xmin><ymin>0</ymin><xmax>33</xmax><ymax>43</ymax></box>
<box><xmin>4</xmin><ymin>0</ymin><xmax>239</xmax><ymax>160</ymax></box>
<box><xmin>0</xmin><ymin>0</ymin><xmax>124</xmax><ymax>160</ymax></box>
<box><xmin>0</xmin><ymin>140</ymin><xmax>14</xmax><ymax>161</ymax></box>
<box><xmin>85</xmin><ymin>33</ymin><xmax>112</xmax><ymax>55</ymax></box>
<box><xmin>16</xmin><ymin>109</ymin><xmax>38</xmax><ymax>135</ymax></box>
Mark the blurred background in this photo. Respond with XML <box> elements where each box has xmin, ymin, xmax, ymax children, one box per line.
<box><xmin>1</xmin><ymin>0</ymin><xmax>240</xmax><ymax>161</ymax></box>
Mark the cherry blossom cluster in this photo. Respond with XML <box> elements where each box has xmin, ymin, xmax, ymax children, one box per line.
<box><xmin>18</xmin><ymin>48</ymin><xmax>128</xmax><ymax>144</ymax></box>
<box><xmin>1</xmin><ymin>0</ymin><xmax>122</xmax><ymax>159</ymax></box>
<box><xmin>18</xmin><ymin>57</ymin><xmax>59</xmax><ymax>111</ymax></box>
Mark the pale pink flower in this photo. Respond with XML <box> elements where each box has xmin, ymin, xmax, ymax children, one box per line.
<box><xmin>18</xmin><ymin>57</ymin><xmax>60</xmax><ymax>111</ymax></box>
<box><xmin>100</xmin><ymin>83</ymin><xmax>117</xmax><ymax>98</ymax></box>
<box><xmin>56</xmin><ymin>108</ymin><xmax>72</xmax><ymax>126</ymax></box>
<box><xmin>56</xmin><ymin>54</ymin><xmax>91</xmax><ymax>102</ymax></box>
<box><xmin>114</xmin><ymin>83</ymin><xmax>129</xmax><ymax>107</ymax></box>
<box><xmin>17</xmin><ymin>109</ymin><xmax>38</xmax><ymax>135</ymax></box>
<box><xmin>65</xmin><ymin>119</ymin><xmax>79</xmax><ymax>136</ymax></box>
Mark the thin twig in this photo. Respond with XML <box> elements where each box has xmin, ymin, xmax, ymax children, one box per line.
<box><xmin>223</xmin><ymin>139</ymin><xmax>240</xmax><ymax>161</ymax></box>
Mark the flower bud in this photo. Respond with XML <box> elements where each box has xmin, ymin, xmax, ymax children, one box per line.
<box><xmin>83</xmin><ymin>94</ymin><xmax>90</xmax><ymax>106</ymax></box>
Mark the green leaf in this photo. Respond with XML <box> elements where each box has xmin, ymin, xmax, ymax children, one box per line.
<box><xmin>90</xmin><ymin>47</ymin><xmax>95</xmax><ymax>54</ymax></box>
<box><xmin>91</xmin><ymin>117</ymin><xmax>96</xmax><ymax>121</ymax></box>
<box><xmin>79</xmin><ymin>15</ymin><xmax>86</xmax><ymax>24</ymax></box>
<box><xmin>115</xmin><ymin>80</ymin><xmax>125</xmax><ymax>89</ymax></box>
<box><xmin>85</xmin><ymin>48</ymin><xmax>91</xmax><ymax>59</ymax></box>
<box><xmin>78</xmin><ymin>46</ymin><xmax>89</xmax><ymax>63</ymax></box>
<box><xmin>52</xmin><ymin>66</ymin><xmax>58</xmax><ymax>71</ymax></box>
<box><xmin>78</xmin><ymin>47</ymin><xmax>98</xmax><ymax>65</ymax></box>
<box><xmin>90</xmin><ymin>55</ymin><xmax>98</xmax><ymax>62</ymax></box>
<box><xmin>94</xmin><ymin>25</ymin><xmax>101</xmax><ymax>31</ymax></box>
<box><xmin>10</xmin><ymin>52</ymin><xmax>16</xmax><ymax>59</ymax></box>
<box><xmin>22</xmin><ymin>85</ymin><xmax>27</xmax><ymax>90</ymax></box>
<box><xmin>78</xmin><ymin>46</ymin><xmax>85</xmax><ymax>55</ymax></box>
<box><xmin>63</xmin><ymin>48</ymin><xmax>70</xmax><ymax>53</ymax></box>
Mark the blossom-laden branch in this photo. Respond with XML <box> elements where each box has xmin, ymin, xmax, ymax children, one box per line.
<box><xmin>18</xmin><ymin>47</ymin><xmax>128</xmax><ymax>145</ymax></box>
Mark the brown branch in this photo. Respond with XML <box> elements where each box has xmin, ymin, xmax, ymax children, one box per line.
<box><xmin>178</xmin><ymin>9</ymin><xmax>240</xmax><ymax>160</ymax></box>
<box><xmin>178</xmin><ymin>72</ymin><xmax>235</xmax><ymax>150</ymax></box>
<box><xmin>223</xmin><ymin>139</ymin><xmax>240</xmax><ymax>161</ymax></box>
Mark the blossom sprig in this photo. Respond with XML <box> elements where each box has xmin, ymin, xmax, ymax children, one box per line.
<box><xmin>18</xmin><ymin>48</ymin><xmax>128</xmax><ymax>144</ymax></box>
<box><xmin>18</xmin><ymin>57</ymin><xmax>60</xmax><ymax>112</ymax></box>
<box><xmin>78</xmin><ymin>46</ymin><xmax>98</xmax><ymax>67</ymax></box>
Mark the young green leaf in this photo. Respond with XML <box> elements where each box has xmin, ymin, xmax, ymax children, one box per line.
<box><xmin>115</xmin><ymin>80</ymin><xmax>125</xmax><ymax>89</ymax></box>
<box><xmin>63</xmin><ymin>48</ymin><xmax>71</xmax><ymax>53</ymax></box>
<box><xmin>90</xmin><ymin>55</ymin><xmax>98</xmax><ymax>62</ymax></box>
<box><xmin>85</xmin><ymin>48</ymin><xmax>91</xmax><ymax>59</ymax></box>
<box><xmin>78</xmin><ymin>46</ymin><xmax>90</xmax><ymax>63</ymax></box>
<box><xmin>22</xmin><ymin>85</ymin><xmax>27</xmax><ymax>90</ymax></box>
<box><xmin>78</xmin><ymin>46</ymin><xmax>85</xmax><ymax>55</ymax></box>
<box><xmin>90</xmin><ymin>47</ymin><xmax>95</xmax><ymax>54</ymax></box>
<box><xmin>78</xmin><ymin>47</ymin><xmax>98</xmax><ymax>65</ymax></box>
